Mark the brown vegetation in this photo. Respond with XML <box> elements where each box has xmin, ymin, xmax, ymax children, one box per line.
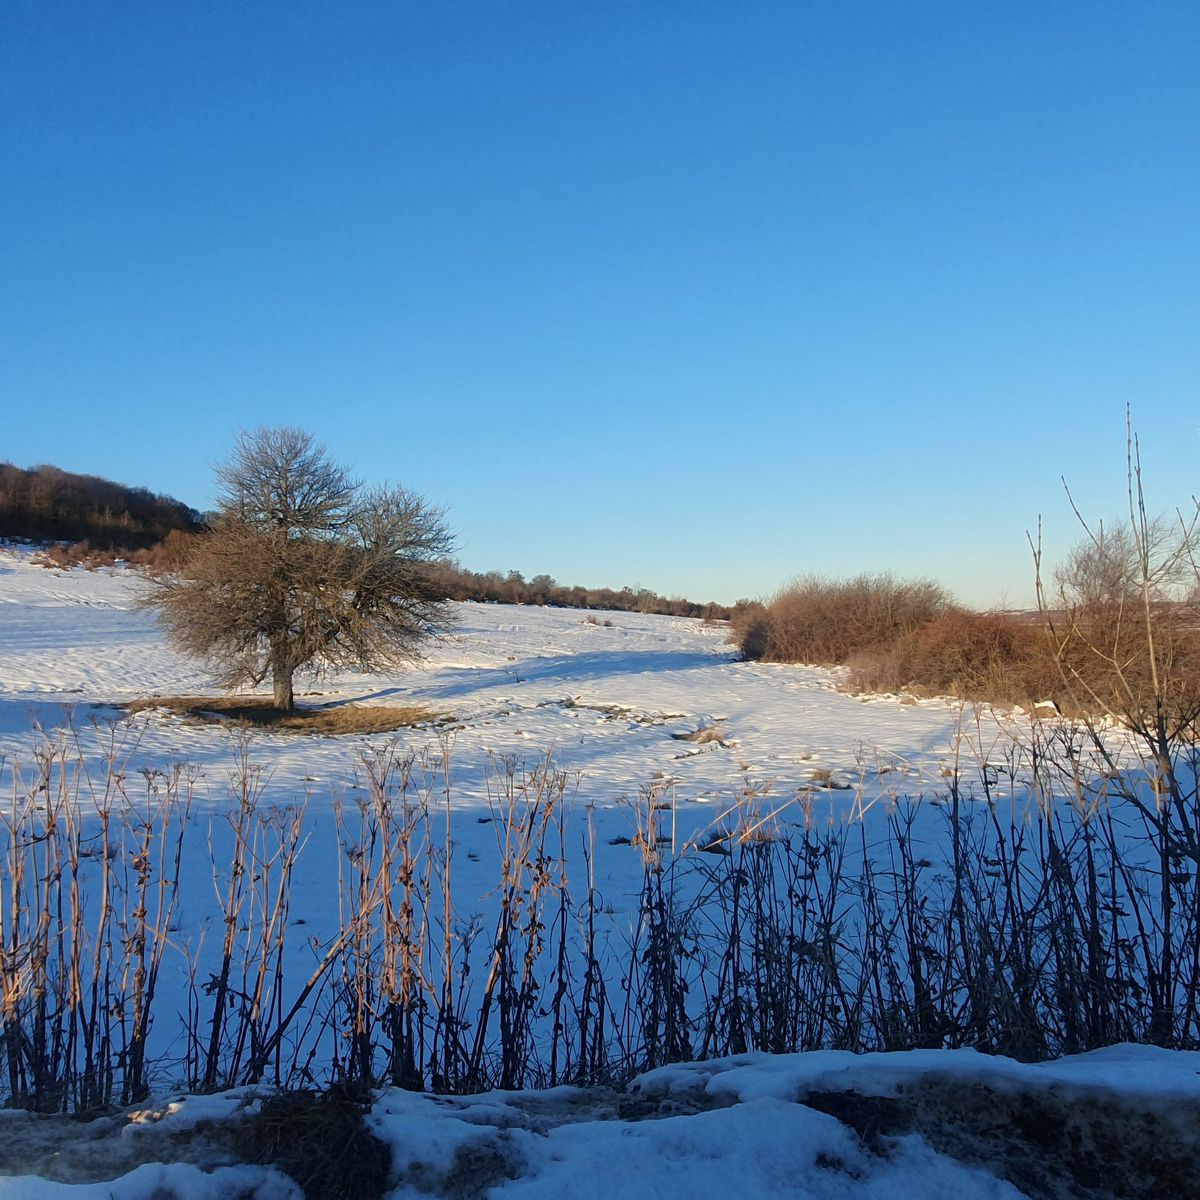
<box><xmin>124</xmin><ymin>694</ymin><xmax>442</xmax><ymax>734</ymax></box>
<box><xmin>141</xmin><ymin>427</ymin><xmax>452</xmax><ymax>711</ymax></box>
<box><xmin>742</xmin><ymin>586</ymin><xmax>1200</xmax><ymax>720</ymax></box>
<box><xmin>426</xmin><ymin>560</ymin><xmax>733</xmax><ymax>620</ymax></box>
<box><xmin>735</xmin><ymin>478</ymin><xmax>1200</xmax><ymax>723</ymax></box>
<box><xmin>4</xmin><ymin>728</ymin><xmax>1200</xmax><ymax>1112</ymax></box>
<box><xmin>845</xmin><ymin>608</ymin><xmax>1060</xmax><ymax>708</ymax></box>
<box><xmin>732</xmin><ymin>573</ymin><xmax>953</xmax><ymax>666</ymax></box>
<box><xmin>32</xmin><ymin>529</ymin><xmax>197</xmax><ymax>572</ymax></box>
<box><xmin>0</xmin><ymin>462</ymin><xmax>202</xmax><ymax>548</ymax></box>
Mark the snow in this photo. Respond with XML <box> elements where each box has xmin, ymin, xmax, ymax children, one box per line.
<box><xmin>0</xmin><ymin>546</ymin><xmax>996</xmax><ymax>999</ymax></box>
<box><xmin>124</xmin><ymin>1088</ymin><xmax>267</xmax><ymax>1136</ymax></box>
<box><xmin>17</xmin><ymin>1045</ymin><xmax>1174</xmax><ymax>1197</ymax></box>
<box><xmin>0</xmin><ymin>546</ymin><xmax>1037</xmax><ymax>1088</ymax></box>
<box><xmin>363</xmin><ymin>1045</ymin><xmax>1200</xmax><ymax>1198</ymax></box>
<box><xmin>3</xmin><ymin>546</ymin><xmax>1184</xmax><ymax>1198</ymax></box>
<box><xmin>0</xmin><ymin>544</ymin><xmax>996</xmax><ymax>823</ymax></box>
<box><xmin>0</xmin><ymin>1163</ymin><xmax>299</xmax><ymax>1199</ymax></box>
<box><xmin>374</xmin><ymin>1094</ymin><xmax>1026</xmax><ymax>1200</ymax></box>
<box><xmin>632</xmin><ymin>1042</ymin><xmax>1200</xmax><ymax>1110</ymax></box>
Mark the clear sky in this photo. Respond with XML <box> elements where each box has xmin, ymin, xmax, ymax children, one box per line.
<box><xmin>2</xmin><ymin>2</ymin><xmax>1197</xmax><ymax>607</ymax></box>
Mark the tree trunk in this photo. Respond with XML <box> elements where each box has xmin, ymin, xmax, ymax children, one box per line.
<box><xmin>270</xmin><ymin>643</ymin><xmax>295</xmax><ymax>712</ymax></box>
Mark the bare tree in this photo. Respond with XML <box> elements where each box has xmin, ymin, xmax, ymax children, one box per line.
<box><xmin>1054</xmin><ymin>515</ymin><xmax>1195</xmax><ymax>611</ymax></box>
<box><xmin>143</xmin><ymin>427</ymin><xmax>453</xmax><ymax>710</ymax></box>
<box><xmin>1036</xmin><ymin>418</ymin><xmax>1200</xmax><ymax>736</ymax></box>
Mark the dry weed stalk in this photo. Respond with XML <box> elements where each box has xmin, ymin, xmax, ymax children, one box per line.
<box><xmin>4</xmin><ymin>694</ymin><xmax>1200</xmax><ymax>1114</ymax></box>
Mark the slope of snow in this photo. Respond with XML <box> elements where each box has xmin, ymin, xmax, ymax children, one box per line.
<box><xmin>0</xmin><ymin>546</ymin><xmax>1131</xmax><ymax>1074</ymax></box>
<box><xmin>0</xmin><ymin>545</ymin><xmax>994</xmax><ymax>821</ymax></box>
<box><xmin>0</xmin><ymin>545</ymin><xmax>1039</xmax><ymax>979</ymax></box>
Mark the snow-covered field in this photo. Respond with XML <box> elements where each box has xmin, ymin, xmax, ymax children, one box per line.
<box><xmin>0</xmin><ymin>544</ymin><xmax>982</xmax><ymax>820</ymax></box>
<box><xmin>0</xmin><ymin>543</ymin><xmax>1020</xmax><ymax>956</ymax></box>
<box><xmin>2</xmin><ymin>545</ymin><xmax>1192</xmax><ymax>1199</ymax></box>
<box><xmin>0</xmin><ymin>545</ymin><xmax>1038</xmax><ymax>994</ymax></box>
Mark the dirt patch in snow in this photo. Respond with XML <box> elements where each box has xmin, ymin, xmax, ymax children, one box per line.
<box><xmin>123</xmin><ymin>694</ymin><xmax>445</xmax><ymax>735</ymax></box>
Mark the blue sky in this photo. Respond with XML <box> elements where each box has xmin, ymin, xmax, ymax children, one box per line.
<box><xmin>2</xmin><ymin>2</ymin><xmax>1197</xmax><ymax>607</ymax></box>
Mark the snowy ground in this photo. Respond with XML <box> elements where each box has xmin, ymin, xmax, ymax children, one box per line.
<box><xmin>3</xmin><ymin>1043</ymin><xmax>1198</xmax><ymax>1198</ymax></box>
<box><xmin>3</xmin><ymin>546</ymin><xmax>1185</xmax><ymax>1198</ymax></box>
<box><xmin>0</xmin><ymin>545</ymin><xmax>1015</xmax><ymax>823</ymax></box>
<box><xmin>0</xmin><ymin>545</ymin><xmax>1049</xmax><ymax>995</ymax></box>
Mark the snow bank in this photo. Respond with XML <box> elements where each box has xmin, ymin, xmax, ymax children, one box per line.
<box><xmin>0</xmin><ymin>1162</ymin><xmax>299</xmax><ymax>1199</ymax></box>
<box><xmin>365</xmin><ymin>1045</ymin><xmax>1200</xmax><ymax>1198</ymax></box>
<box><xmin>4</xmin><ymin>1046</ymin><xmax>1197</xmax><ymax>1197</ymax></box>
<box><xmin>632</xmin><ymin>1042</ymin><xmax>1200</xmax><ymax>1111</ymax></box>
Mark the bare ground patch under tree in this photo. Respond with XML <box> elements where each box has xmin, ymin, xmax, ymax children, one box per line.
<box><xmin>123</xmin><ymin>695</ymin><xmax>446</xmax><ymax>735</ymax></box>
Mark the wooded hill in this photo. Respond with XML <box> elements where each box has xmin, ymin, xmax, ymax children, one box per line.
<box><xmin>0</xmin><ymin>463</ymin><xmax>203</xmax><ymax>549</ymax></box>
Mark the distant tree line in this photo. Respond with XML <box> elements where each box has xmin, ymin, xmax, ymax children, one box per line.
<box><xmin>425</xmin><ymin>560</ymin><xmax>734</xmax><ymax>621</ymax></box>
<box><xmin>0</xmin><ymin>463</ymin><xmax>204</xmax><ymax>549</ymax></box>
<box><xmin>1</xmin><ymin>460</ymin><xmax>733</xmax><ymax>621</ymax></box>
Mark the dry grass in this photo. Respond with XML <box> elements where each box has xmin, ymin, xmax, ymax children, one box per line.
<box><xmin>124</xmin><ymin>694</ymin><xmax>444</xmax><ymax>734</ymax></box>
<box><xmin>232</xmin><ymin>1085</ymin><xmax>393</xmax><ymax>1200</ymax></box>
<box><xmin>6</xmin><ymin>729</ymin><xmax>1200</xmax><ymax>1109</ymax></box>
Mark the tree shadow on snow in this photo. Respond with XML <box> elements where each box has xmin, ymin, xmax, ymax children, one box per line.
<box><xmin>417</xmin><ymin>649</ymin><xmax>728</xmax><ymax>700</ymax></box>
<box><xmin>0</xmin><ymin>698</ymin><xmax>124</xmax><ymax>737</ymax></box>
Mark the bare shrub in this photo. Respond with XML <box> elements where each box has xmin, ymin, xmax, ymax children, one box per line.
<box><xmin>31</xmin><ymin>543</ymin><xmax>75</xmax><ymax>569</ymax></box>
<box><xmin>1042</xmin><ymin>523</ymin><xmax>1200</xmax><ymax>732</ymax></box>
<box><xmin>0</xmin><ymin>735</ymin><xmax>194</xmax><ymax>1110</ymax></box>
<box><xmin>846</xmin><ymin>608</ymin><xmax>1057</xmax><ymax>707</ymax></box>
<box><xmin>32</xmin><ymin>541</ymin><xmax>117</xmax><ymax>570</ymax></box>
<box><xmin>1033</xmin><ymin>420</ymin><xmax>1200</xmax><ymax>738</ymax></box>
<box><xmin>738</xmin><ymin>573</ymin><xmax>951</xmax><ymax>664</ymax></box>
<box><xmin>6</xmin><ymin>711</ymin><xmax>1200</xmax><ymax>1113</ymax></box>
<box><xmin>128</xmin><ymin>528</ymin><xmax>197</xmax><ymax>572</ymax></box>
<box><xmin>31</xmin><ymin>533</ymin><xmax>195</xmax><ymax>573</ymax></box>
<box><xmin>728</xmin><ymin>600</ymin><xmax>769</xmax><ymax>660</ymax></box>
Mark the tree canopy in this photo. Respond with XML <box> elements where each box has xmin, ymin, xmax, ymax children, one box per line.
<box><xmin>144</xmin><ymin>427</ymin><xmax>452</xmax><ymax>710</ymax></box>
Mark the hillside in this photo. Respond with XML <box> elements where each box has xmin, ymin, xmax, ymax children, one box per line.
<box><xmin>0</xmin><ymin>462</ymin><xmax>203</xmax><ymax>548</ymax></box>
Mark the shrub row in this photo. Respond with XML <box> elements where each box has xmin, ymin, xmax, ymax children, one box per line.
<box><xmin>424</xmin><ymin>560</ymin><xmax>733</xmax><ymax>620</ymax></box>
<box><xmin>733</xmin><ymin>573</ymin><xmax>1200</xmax><ymax>721</ymax></box>
<box><xmin>31</xmin><ymin>529</ymin><xmax>197</xmax><ymax>572</ymax></box>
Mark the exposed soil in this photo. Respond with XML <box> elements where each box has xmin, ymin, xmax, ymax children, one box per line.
<box><xmin>124</xmin><ymin>694</ymin><xmax>446</xmax><ymax>735</ymax></box>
